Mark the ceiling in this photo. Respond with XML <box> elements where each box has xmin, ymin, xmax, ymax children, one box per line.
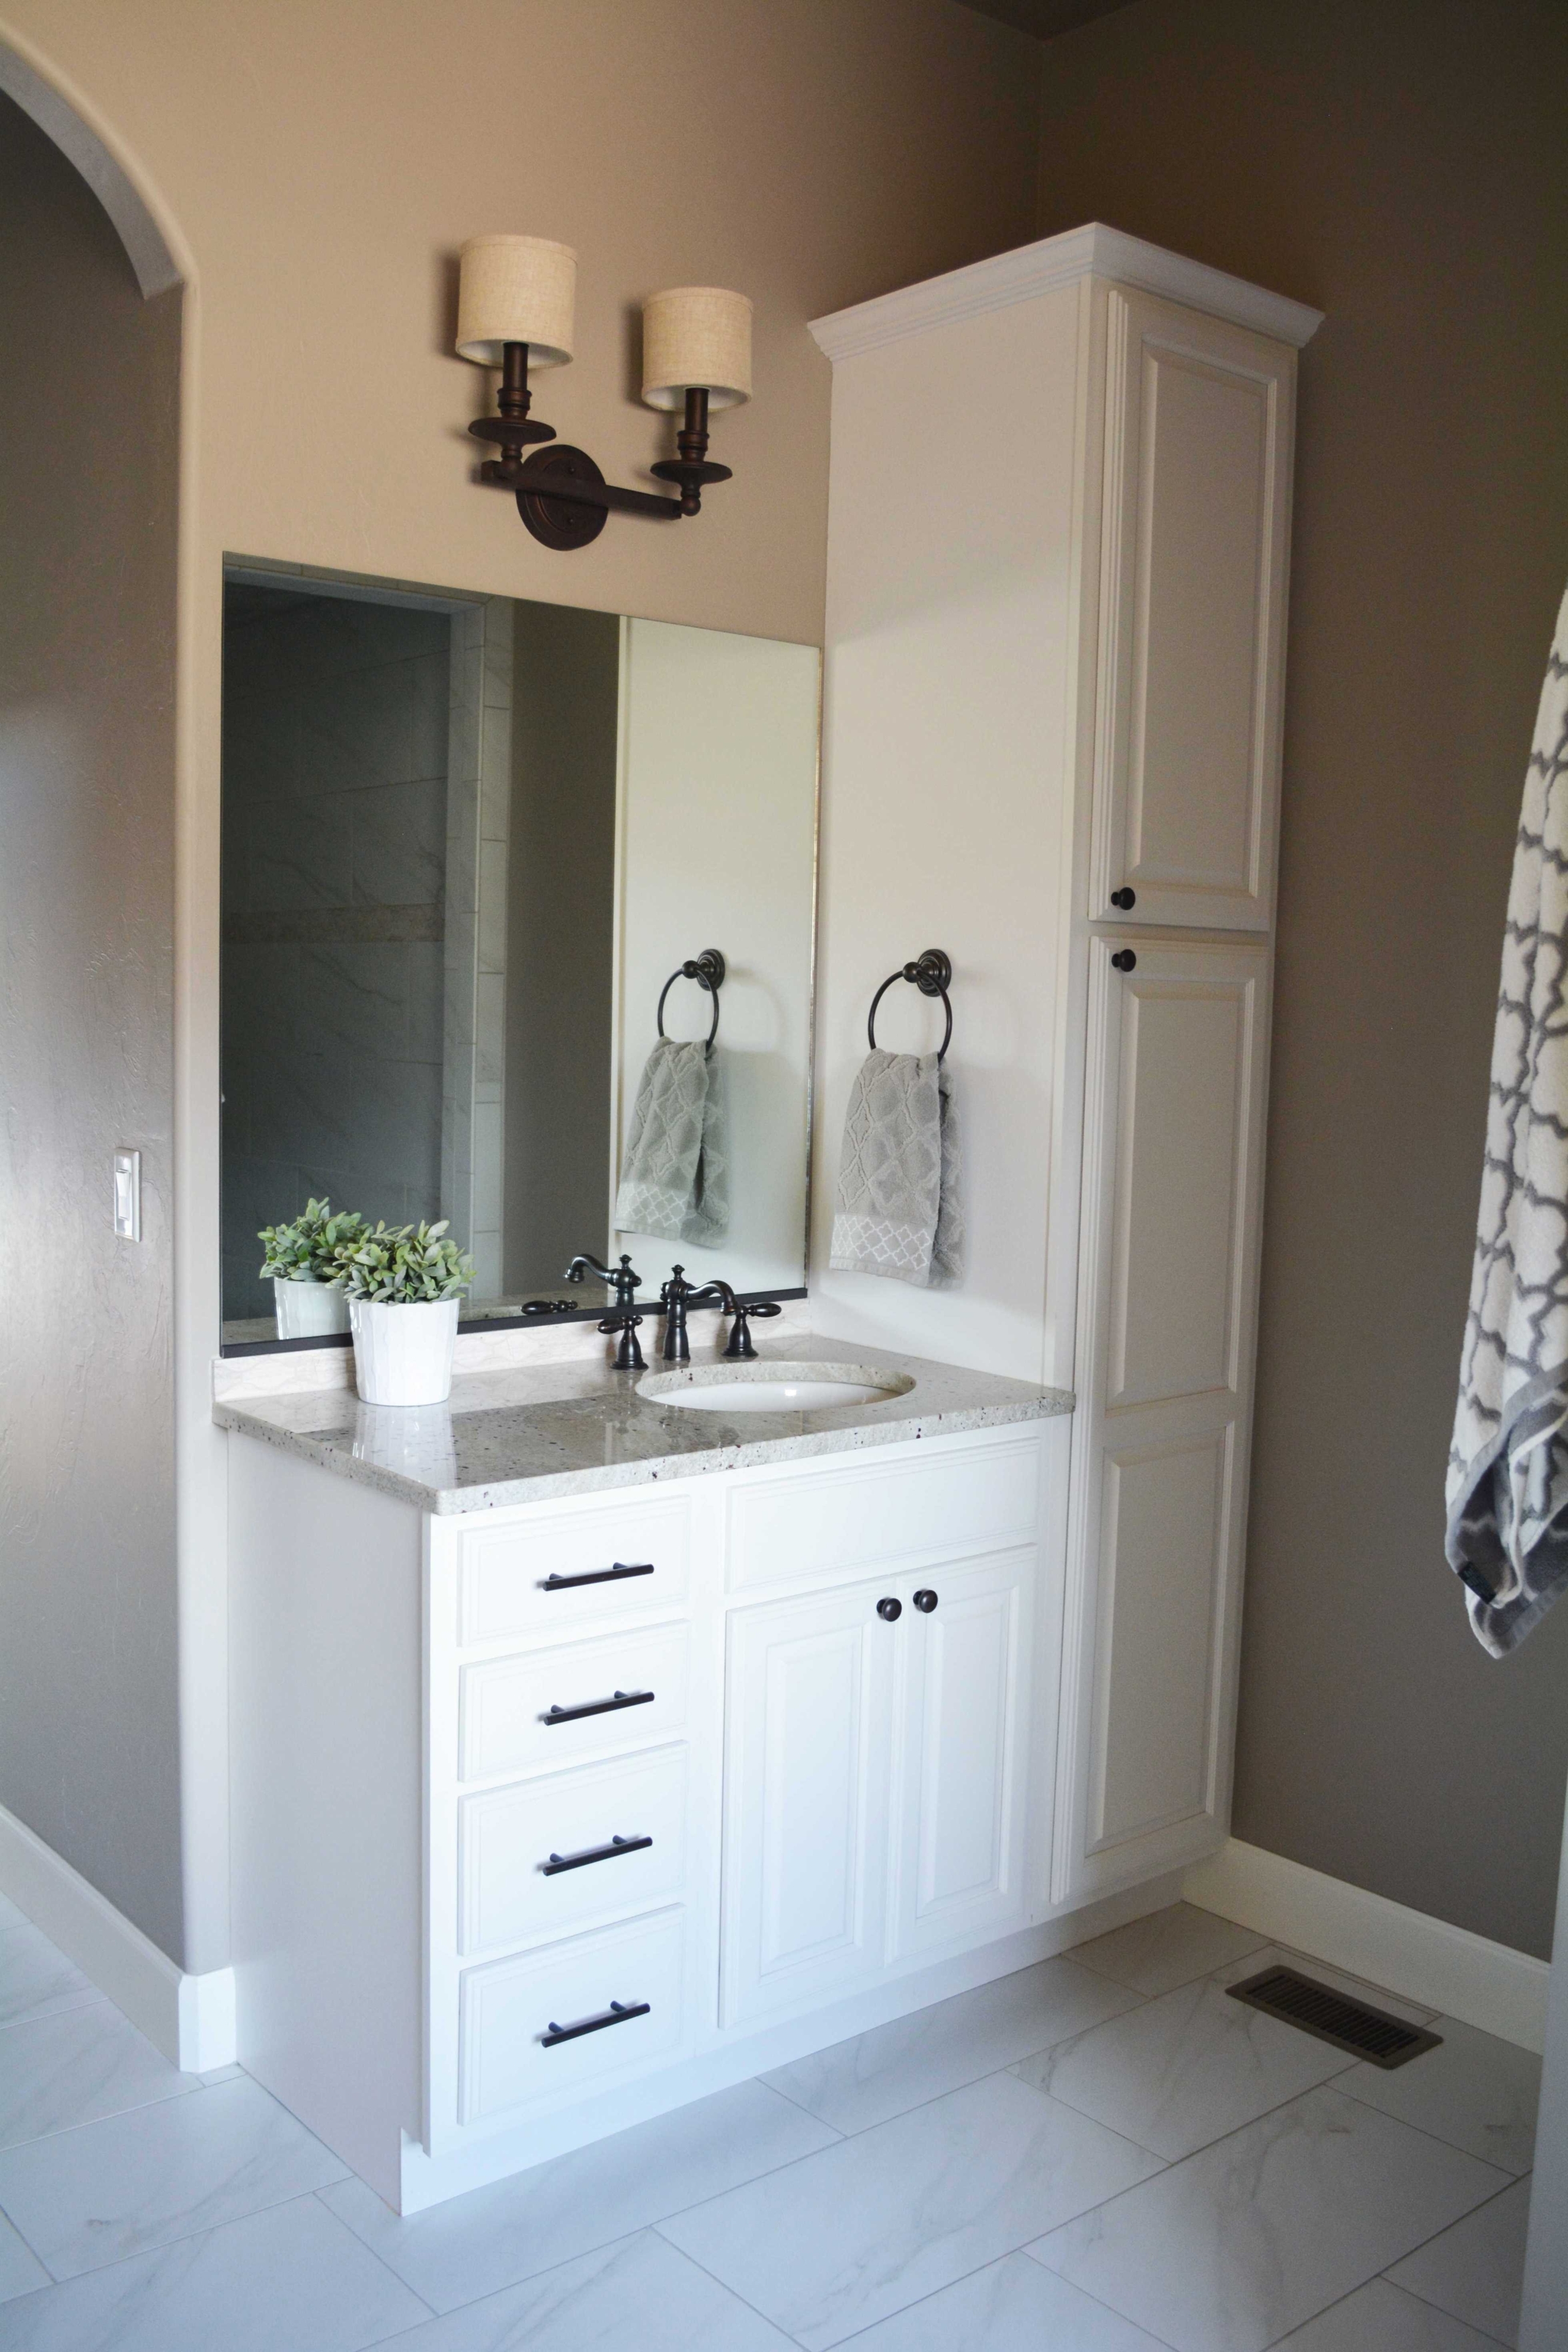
<box><xmin>957</xmin><ymin>0</ymin><xmax>1133</xmax><ymax>39</ymax></box>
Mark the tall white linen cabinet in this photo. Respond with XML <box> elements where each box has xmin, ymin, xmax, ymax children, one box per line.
<box><xmin>809</xmin><ymin>227</ymin><xmax>1322</xmax><ymax>1909</ymax></box>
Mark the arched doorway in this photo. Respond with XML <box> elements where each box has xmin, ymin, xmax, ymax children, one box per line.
<box><xmin>0</xmin><ymin>48</ymin><xmax>189</xmax><ymax>1997</ymax></box>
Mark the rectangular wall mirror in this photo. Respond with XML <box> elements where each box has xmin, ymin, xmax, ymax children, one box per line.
<box><xmin>219</xmin><ymin>559</ymin><xmax>820</xmax><ymax>1351</ymax></box>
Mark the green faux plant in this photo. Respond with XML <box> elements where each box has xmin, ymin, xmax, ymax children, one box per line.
<box><xmin>339</xmin><ymin>1218</ymin><xmax>477</xmax><ymax>1305</ymax></box>
<box><xmin>257</xmin><ymin>1197</ymin><xmax>369</xmax><ymax>1284</ymax></box>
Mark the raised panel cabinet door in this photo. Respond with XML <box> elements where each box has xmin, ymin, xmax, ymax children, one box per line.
<box><xmin>1091</xmin><ymin>286</ymin><xmax>1295</xmax><ymax>931</ymax></box>
<box><xmin>889</xmin><ymin>1550</ymin><xmax>1033</xmax><ymax>1963</ymax></box>
<box><xmin>720</xmin><ymin>1583</ymin><xmax>895</xmax><ymax>2027</ymax></box>
<box><xmin>1057</xmin><ymin>932</ymin><xmax>1271</xmax><ymax>1902</ymax></box>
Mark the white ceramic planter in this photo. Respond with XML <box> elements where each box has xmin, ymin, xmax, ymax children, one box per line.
<box><xmin>349</xmin><ymin>1295</ymin><xmax>461</xmax><ymax>1406</ymax></box>
<box><xmin>273</xmin><ymin>1276</ymin><xmax>350</xmax><ymax>1340</ymax></box>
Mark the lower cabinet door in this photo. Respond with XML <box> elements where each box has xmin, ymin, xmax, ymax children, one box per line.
<box><xmin>1057</xmin><ymin>934</ymin><xmax>1270</xmax><ymax>1902</ymax></box>
<box><xmin>889</xmin><ymin>1548</ymin><xmax>1033</xmax><ymax>1962</ymax></box>
<box><xmin>720</xmin><ymin>1582</ymin><xmax>895</xmax><ymax>2027</ymax></box>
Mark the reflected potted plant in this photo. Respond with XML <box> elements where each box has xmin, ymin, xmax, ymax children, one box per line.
<box><xmin>340</xmin><ymin>1219</ymin><xmax>476</xmax><ymax>1406</ymax></box>
<box><xmin>257</xmin><ymin>1197</ymin><xmax>368</xmax><ymax>1340</ymax></box>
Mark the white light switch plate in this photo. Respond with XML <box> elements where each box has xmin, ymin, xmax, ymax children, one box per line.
<box><xmin>113</xmin><ymin>1148</ymin><xmax>141</xmax><ymax>1242</ymax></box>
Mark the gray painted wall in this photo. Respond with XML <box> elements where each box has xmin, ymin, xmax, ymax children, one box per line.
<box><xmin>220</xmin><ymin>584</ymin><xmax>451</xmax><ymax>1322</ymax></box>
<box><xmin>1036</xmin><ymin>0</ymin><xmax>1568</xmax><ymax>1956</ymax></box>
<box><xmin>503</xmin><ymin>602</ymin><xmax>620</xmax><ymax>1295</ymax></box>
<box><xmin>0</xmin><ymin>93</ymin><xmax>183</xmax><ymax>1958</ymax></box>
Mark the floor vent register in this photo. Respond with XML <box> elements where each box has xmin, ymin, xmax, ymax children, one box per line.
<box><xmin>1225</xmin><ymin>1964</ymin><xmax>1442</xmax><ymax>2070</ymax></box>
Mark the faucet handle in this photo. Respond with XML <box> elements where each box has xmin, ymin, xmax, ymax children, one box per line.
<box><xmin>723</xmin><ymin>1300</ymin><xmax>782</xmax><ymax>1360</ymax></box>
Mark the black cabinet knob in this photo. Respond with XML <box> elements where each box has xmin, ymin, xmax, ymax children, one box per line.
<box><xmin>1111</xmin><ymin>949</ymin><xmax>1137</xmax><ymax>973</ymax></box>
<box><xmin>1110</xmin><ymin>887</ymin><xmax>1137</xmax><ymax>910</ymax></box>
<box><xmin>913</xmin><ymin>1589</ymin><xmax>938</xmax><ymax>1613</ymax></box>
<box><xmin>876</xmin><ymin>1596</ymin><xmax>902</xmax><ymax>1622</ymax></box>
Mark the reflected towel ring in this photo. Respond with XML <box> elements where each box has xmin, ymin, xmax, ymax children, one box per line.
<box><xmin>867</xmin><ymin>948</ymin><xmax>953</xmax><ymax>1063</ymax></box>
<box><xmin>657</xmin><ymin>948</ymin><xmax>726</xmax><ymax>1049</ymax></box>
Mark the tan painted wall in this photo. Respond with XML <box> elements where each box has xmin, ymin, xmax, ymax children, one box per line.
<box><xmin>0</xmin><ymin>0</ymin><xmax>1042</xmax><ymax>1969</ymax></box>
<box><xmin>0</xmin><ymin>89</ymin><xmax>183</xmax><ymax>1956</ymax></box>
<box><xmin>1036</xmin><ymin>0</ymin><xmax>1568</xmax><ymax>1956</ymax></box>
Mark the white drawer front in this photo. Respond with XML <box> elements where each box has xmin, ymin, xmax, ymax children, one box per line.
<box><xmin>458</xmin><ymin>1907</ymin><xmax>685</xmax><ymax>2122</ymax></box>
<box><xmin>727</xmin><ymin>1437</ymin><xmax>1041</xmax><ymax>1592</ymax></box>
<box><xmin>458</xmin><ymin>1492</ymin><xmax>692</xmax><ymax>1647</ymax></box>
<box><xmin>459</xmin><ymin>1623</ymin><xmax>690</xmax><ymax>1782</ymax></box>
<box><xmin>459</xmin><ymin>1746</ymin><xmax>688</xmax><ymax>1955</ymax></box>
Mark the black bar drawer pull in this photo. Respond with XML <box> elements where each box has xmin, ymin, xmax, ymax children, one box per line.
<box><xmin>541</xmin><ymin>1998</ymin><xmax>650</xmax><ymax>2048</ymax></box>
<box><xmin>541</xmin><ymin>1834</ymin><xmax>653</xmax><ymax>1876</ymax></box>
<box><xmin>540</xmin><ymin>1561</ymin><xmax>655</xmax><ymax>1592</ymax></box>
<box><xmin>542</xmin><ymin>1689</ymin><xmax>655</xmax><ymax>1727</ymax></box>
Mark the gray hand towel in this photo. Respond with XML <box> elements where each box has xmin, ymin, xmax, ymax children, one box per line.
<box><xmin>829</xmin><ymin>1048</ymin><xmax>963</xmax><ymax>1286</ymax></box>
<box><xmin>1447</xmin><ymin>584</ymin><xmax>1568</xmax><ymax>1654</ymax></box>
<box><xmin>615</xmin><ymin>1038</ymin><xmax>729</xmax><ymax>1247</ymax></box>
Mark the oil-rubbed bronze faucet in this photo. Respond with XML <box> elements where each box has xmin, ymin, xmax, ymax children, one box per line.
<box><xmin>658</xmin><ymin>1267</ymin><xmax>737</xmax><ymax>1363</ymax></box>
<box><xmin>565</xmin><ymin>1251</ymin><xmax>639</xmax><ymax>1304</ymax></box>
<box><xmin>658</xmin><ymin>1268</ymin><xmax>784</xmax><ymax>1362</ymax></box>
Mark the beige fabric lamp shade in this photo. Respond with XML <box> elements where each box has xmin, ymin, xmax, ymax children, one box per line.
<box><xmin>641</xmin><ymin>286</ymin><xmax>753</xmax><ymax>411</ymax></box>
<box><xmin>456</xmin><ymin>234</ymin><xmax>576</xmax><ymax>369</ymax></box>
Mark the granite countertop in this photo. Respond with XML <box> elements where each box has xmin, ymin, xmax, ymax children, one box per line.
<box><xmin>213</xmin><ymin>1333</ymin><xmax>1074</xmax><ymax>1515</ymax></box>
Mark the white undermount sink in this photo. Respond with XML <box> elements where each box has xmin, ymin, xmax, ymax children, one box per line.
<box><xmin>639</xmin><ymin>1361</ymin><xmax>914</xmax><ymax>1414</ymax></box>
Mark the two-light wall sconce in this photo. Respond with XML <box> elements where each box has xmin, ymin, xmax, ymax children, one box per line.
<box><xmin>456</xmin><ymin>233</ymin><xmax>751</xmax><ymax>551</ymax></box>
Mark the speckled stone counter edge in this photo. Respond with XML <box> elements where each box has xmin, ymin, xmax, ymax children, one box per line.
<box><xmin>213</xmin><ymin>1338</ymin><xmax>1074</xmax><ymax>1517</ymax></box>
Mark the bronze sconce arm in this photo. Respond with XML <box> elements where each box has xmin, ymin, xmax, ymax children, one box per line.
<box><xmin>469</xmin><ymin>342</ymin><xmax>731</xmax><ymax>552</ymax></box>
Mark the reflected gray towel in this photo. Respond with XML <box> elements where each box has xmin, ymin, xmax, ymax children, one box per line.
<box><xmin>829</xmin><ymin>1049</ymin><xmax>963</xmax><ymax>1286</ymax></box>
<box><xmin>616</xmin><ymin>1039</ymin><xmax>729</xmax><ymax>1246</ymax></box>
<box><xmin>1447</xmin><ymin>584</ymin><xmax>1568</xmax><ymax>1654</ymax></box>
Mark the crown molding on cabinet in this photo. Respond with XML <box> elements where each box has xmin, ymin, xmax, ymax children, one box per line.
<box><xmin>808</xmin><ymin>221</ymin><xmax>1324</xmax><ymax>362</ymax></box>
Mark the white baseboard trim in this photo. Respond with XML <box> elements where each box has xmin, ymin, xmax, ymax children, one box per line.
<box><xmin>0</xmin><ymin>1801</ymin><xmax>236</xmax><ymax>2072</ymax></box>
<box><xmin>1185</xmin><ymin>1838</ymin><xmax>1550</xmax><ymax>2054</ymax></box>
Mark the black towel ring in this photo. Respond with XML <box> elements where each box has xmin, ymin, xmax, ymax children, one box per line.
<box><xmin>657</xmin><ymin>948</ymin><xmax>726</xmax><ymax>1049</ymax></box>
<box><xmin>867</xmin><ymin>948</ymin><xmax>953</xmax><ymax>1063</ymax></box>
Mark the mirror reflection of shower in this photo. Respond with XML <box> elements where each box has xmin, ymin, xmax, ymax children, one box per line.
<box><xmin>219</xmin><ymin>562</ymin><xmax>820</xmax><ymax>1345</ymax></box>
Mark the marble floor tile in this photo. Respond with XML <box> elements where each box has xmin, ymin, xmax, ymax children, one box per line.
<box><xmin>762</xmin><ymin>1954</ymin><xmax>1142</xmax><ymax>2136</ymax></box>
<box><xmin>1015</xmin><ymin>1970</ymin><xmax>1353</xmax><ymax>2159</ymax></box>
<box><xmin>1027</xmin><ymin>2082</ymin><xmax>1510</xmax><ymax>2352</ymax></box>
<box><xmin>0</xmin><ymin>2073</ymin><xmax>349</xmax><ymax>2277</ymax></box>
<box><xmin>1338</xmin><ymin>2017</ymin><xmax>1540</xmax><ymax>2174</ymax></box>
<box><xmin>0</xmin><ymin>2000</ymin><xmax>196</xmax><ymax>2150</ymax></box>
<box><xmin>1273</xmin><ymin>2274</ymin><xmax>1509</xmax><ymax>2348</ymax></box>
<box><xmin>1386</xmin><ymin>2176</ymin><xmax>1532</xmax><ymax>2347</ymax></box>
<box><xmin>321</xmin><ymin>2078</ymin><xmax>838</xmax><ymax>2314</ymax></box>
<box><xmin>0</xmin><ymin>2209</ymin><xmax>50</xmax><ymax>2305</ymax></box>
<box><xmin>0</xmin><ymin>1896</ymin><xmax>24</xmax><ymax>1934</ymax></box>
<box><xmin>1071</xmin><ymin>1902</ymin><xmax>1268</xmax><ymax>1997</ymax></box>
<box><xmin>0</xmin><ymin>1924</ymin><xmax>97</xmax><ymax>2030</ymax></box>
<box><xmin>821</xmin><ymin>2248</ymin><xmax>1172</xmax><ymax>2349</ymax></box>
<box><xmin>354</xmin><ymin>2227</ymin><xmax>794</xmax><ymax>2350</ymax></box>
<box><xmin>658</xmin><ymin>2067</ymin><xmax>1163</xmax><ymax>2351</ymax></box>
<box><xmin>0</xmin><ymin>2193</ymin><xmax>428</xmax><ymax>2351</ymax></box>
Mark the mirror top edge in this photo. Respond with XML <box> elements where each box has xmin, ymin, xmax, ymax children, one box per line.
<box><xmin>221</xmin><ymin>550</ymin><xmax>823</xmax><ymax>655</ymax></box>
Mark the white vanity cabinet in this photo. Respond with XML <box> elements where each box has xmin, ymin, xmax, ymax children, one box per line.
<box><xmin>228</xmin><ymin>1406</ymin><xmax>1084</xmax><ymax>2215</ymax></box>
<box><xmin>810</xmin><ymin>227</ymin><xmax>1320</xmax><ymax>1919</ymax></box>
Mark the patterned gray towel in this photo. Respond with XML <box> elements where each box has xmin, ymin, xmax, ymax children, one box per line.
<box><xmin>1447</xmin><ymin>584</ymin><xmax>1568</xmax><ymax>1655</ymax></box>
<box><xmin>615</xmin><ymin>1039</ymin><xmax>729</xmax><ymax>1246</ymax></box>
<box><xmin>829</xmin><ymin>1049</ymin><xmax>963</xmax><ymax>1287</ymax></box>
